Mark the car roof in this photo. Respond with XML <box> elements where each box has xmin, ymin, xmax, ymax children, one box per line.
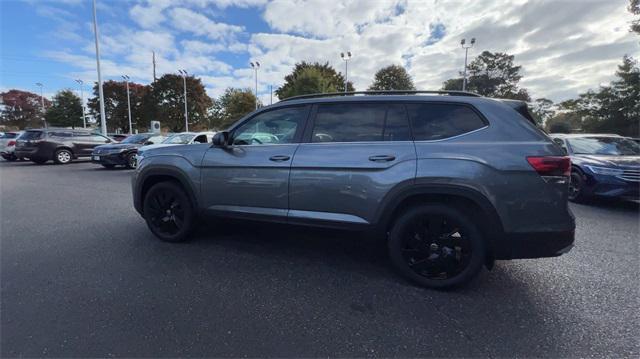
<box><xmin>550</xmin><ymin>133</ymin><xmax>623</xmax><ymax>138</ymax></box>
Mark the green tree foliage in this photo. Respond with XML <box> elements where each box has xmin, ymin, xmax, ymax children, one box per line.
<box><xmin>630</xmin><ymin>0</ymin><xmax>639</xmax><ymax>34</ymax></box>
<box><xmin>145</xmin><ymin>74</ymin><xmax>213</xmax><ymax>132</ymax></box>
<box><xmin>275</xmin><ymin>62</ymin><xmax>355</xmax><ymax>99</ymax></box>
<box><xmin>0</xmin><ymin>89</ymin><xmax>50</xmax><ymax>129</ymax></box>
<box><xmin>368</xmin><ymin>65</ymin><xmax>416</xmax><ymax>91</ymax></box>
<box><xmin>530</xmin><ymin>98</ymin><xmax>555</xmax><ymax>126</ymax></box>
<box><xmin>442</xmin><ymin>51</ymin><xmax>531</xmax><ymax>101</ymax></box>
<box><xmin>544</xmin><ymin>56</ymin><xmax>639</xmax><ymax>136</ymax></box>
<box><xmin>88</xmin><ymin>80</ymin><xmax>147</xmax><ymax>133</ymax></box>
<box><xmin>45</xmin><ymin>90</ymin><xmax>83</xmax><ymax>128</ymax></box>
<box><xmin>209</xmin><ymin>87</ymin><xmax>259</xmax><ymax>129</ymax></box>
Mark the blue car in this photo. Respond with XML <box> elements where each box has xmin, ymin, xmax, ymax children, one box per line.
<box><xmin>550</xmin><ymin>134</ymin><xmax>640</xmax><ymax>202</ymax></box>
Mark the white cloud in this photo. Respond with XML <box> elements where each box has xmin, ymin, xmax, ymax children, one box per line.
<box><xmin>169</xmin><ymin>7</ymin><xmax>244</xmax><ymax>41</ymax></box>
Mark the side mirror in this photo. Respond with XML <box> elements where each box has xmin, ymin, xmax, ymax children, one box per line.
<box><xmin>144</xmin><ymin>141</ymin><xmax>154</xmax><ymax>145</ymax></box>
<box><xmin>212</xmin><ymin>131</ymin><xmax>229</xmax><ymax>147</ymax></box>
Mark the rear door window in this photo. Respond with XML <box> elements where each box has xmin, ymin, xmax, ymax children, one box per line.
<box><xmin>407</xmin><ymin>103</ymin><xmax>486</xmax><ymax>141</ymax></box>
<box><xmin>20</xmin><ymin>131</ymin><xmax>44</xmax><ymax>140</ymax></box>
<box><xmin>311</xmin><ymin>103</ymin><xmax>410</xmax><ymax>143</ymax></box>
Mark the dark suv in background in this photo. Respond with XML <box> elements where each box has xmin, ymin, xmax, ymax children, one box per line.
<box><xmin>92</xmin><ymin>133</ymin><xmax>166</xmax><ymax>169</ymax></box>
<box><xmin>15</xmin><ymin>128</ymin><xmax>112</xmax><ymax>164</ymax></box>
<box><xmin>132</xmin><ymin>91</ymin><xmax>576</xmax><ymax>289</ymax></box>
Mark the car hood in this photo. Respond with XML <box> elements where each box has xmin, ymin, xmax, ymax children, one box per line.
<box><xmin>573</xmin><ymin>154</ymin><xmax>640</xmax><ymax>168</ymax></box>
<box><xmin>138</xmin><ymin>143</ymin><xmax>179</xmax><ymax>152</ymax></box>
<box><xmin>95</xmin><ymin>143</ymin><xmax>141</xmax><ymax>151</ymax></box>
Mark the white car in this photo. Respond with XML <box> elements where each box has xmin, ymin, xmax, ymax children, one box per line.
<box><xmin>0</xmin><ymin>131</ymin><xmax>24</xmax><ymax>161</ymax></box>
<box><xmin>138</xmin><ymin>131</ymin><xmax>215</xmax><ymax>155</ymax></box>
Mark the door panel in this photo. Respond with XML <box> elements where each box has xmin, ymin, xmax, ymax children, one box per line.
<box><xmin>289</xmin><ymin>142</ymin><xmax>416</xmax><ymax>225</ymax></box>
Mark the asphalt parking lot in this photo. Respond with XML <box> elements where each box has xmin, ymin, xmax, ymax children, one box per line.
<box><xmin>1</xmin><ymin>160</ymin><xmax>638</xmax><ymax>357</ymax></box>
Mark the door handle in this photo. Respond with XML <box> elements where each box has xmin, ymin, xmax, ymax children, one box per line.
<box><xmin>269</xmin><ymin>155</ymin><xmax>290</xmax><ymax>162</ymax></box>
<box><xmin>368</xmin><ymin>155</ymin><xmax>396</xmax><ymax>162</ymax></box>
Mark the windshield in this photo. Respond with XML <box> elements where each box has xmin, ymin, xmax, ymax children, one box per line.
<box><xmin>121</xmin><ymin>134</ymin><xmax>151</xmax><ymax>144</ymax></box>
<box><xmin>162</xmin><ymin>133</ymin><xmax>194</xmax><ymax>144</ymax></box>
<box><xmin>567</xmin><ymin>137</ymin><xmax>640</xmax><ymax>156</ymax></box>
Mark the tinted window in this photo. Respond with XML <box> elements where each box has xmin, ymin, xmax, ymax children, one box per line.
<box><xmin>232</xmin><ymin>106</ymin><xmax>307</xmax><ymax>145</ymax></box>
<box><xmin>0</xmin><ymin>133</ymin><xmax>18</xmax><ymax>139</ymax></box>
<box><xmin>90</xmin><ymin>134</ymin><xmax>109</xmax><ymax>142</ymax></box>
<box><xmin>407</xmin><ymin>103</ymin><xmax>486</xmax><ymax>141</ymax></box>
<box><xmin>50</xmin><ymin>131</ymin><xmax>73</xmax><ymax>137</ymax></box>
<box><xmin>193</xmin><ymin>135</ymin><xmax>208</xmax><ymax>143</ymax></box>
<box><xmin>122</xmin><ymin>134</ymin><xmax>152</xmax><ymax>144</ymax></box>
<box><xmin>312</xmin><ymin>104</ymin><xmax>410</xmax><ymax>143</ymax></box>
<box><xmin>567</xmin><ymin>137</ymin><xmax>639</xmax><ymax>156</ymax></box>
<box><xmin>20</xmin><ymin>131</ymin><xmax>44</xmax><ymax>140</ymax></box>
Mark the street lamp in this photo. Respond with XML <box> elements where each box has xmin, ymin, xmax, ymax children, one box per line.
<box><xmin>35</xmin><ymin>82</ymin><xmax>46</xmax><ymax>128</ymax></box>
<box><xmin>340</xmin><ymin>52</ymin><xmax>352</xmax><ymax>93</ymax></box>
<box><xmin>178</xmin><ymin>69</ymin><xmax>189</xmax><ymax>132</ymax></box>
<box><xmin>93</xmin><ymin>0</ymin><xmax>107</xmax><ymax>135</ymax></box>
<box><xmin>121</xmin><ymin>75</ymin><xmax>132</xmax><ymax>134</ymax></box>
<box><xmin>460</xmin><ymin>37</ymin><xmax>476</xmax><ymax>92</ymax></box>
<box><xmin>250</xmin><ymin>62</ymin><xmax>260</xmax><ymax>110</ymax></box>
<box><xmin>75</xmin><ymin>79</ymin><xmax>87</xmax><ymax>128</ymax></box>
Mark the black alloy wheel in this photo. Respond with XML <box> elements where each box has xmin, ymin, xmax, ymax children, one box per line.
<box><xmin>388</xmin><ymin>204</ymin><xmax>485</xmax><ymax>289</ymax></box>
<box><xmin>143</xmin><ymin>182</ymin><xmax>195</xmax><ymax>242</ymax></box>
<box><xmin>125</xmin><ymin>153</ymin><xmax>137</xmax><ymax>169</ymax></box>
<box><xmin>568</xmin><ymin>171</ymin><xmax>585</xmax><ymax>202</ymax></box>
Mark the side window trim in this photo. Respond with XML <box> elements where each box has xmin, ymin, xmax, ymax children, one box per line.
<box><xmin>229</xmin><ymin>104</ymin><xmax>311</xmax><ymax>145</ymax></box>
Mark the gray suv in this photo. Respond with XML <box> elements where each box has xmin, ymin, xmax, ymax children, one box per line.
<box><xmin>132</xmin><ymin>91</ymin><xmax>575</xmax><ymax>289</ymax></box>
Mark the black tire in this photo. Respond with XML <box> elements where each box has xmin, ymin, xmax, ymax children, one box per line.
<box><xmin>31</xmin><ymin>158</ymin><xmax>47</xmax><ymax>165</ymax></box>
<box><xmin>143</xmin><ymin>181</ymin><xmax>195</xmax><ymax>242</ymax></box>
<box><xmin>568</xmin><ymin>171</ymin><xmax>586</xmax><ymax>203</ymax></box>
<box><xmin>101</xmin><ymin>164</ymin><xmax>116</xmax><ymax>169</ymax></box>
<box><xmin>388</xmin><ymin>204</ymin><xmax>486</xmax><ymax>289</ymax></box>
<box><xmin>53</xmin><ymin>149</ymin><xmax>73</xmax><ymax>164</ymax></box>
<box><xmin>125</xmin><ymin>152</ymin><xmax>137</xmax><ymax>169</ymax></box>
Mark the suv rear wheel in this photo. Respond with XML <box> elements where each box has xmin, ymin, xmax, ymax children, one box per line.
<box><xmin>143</xmin><ymin>181</ymin><xmax>195</xmax><ymax>242</ymax></box>
<box><xmin>54</xmin><ymin>149</ymin><xmax>72</xmax><ymax>164</ymax></box>
<box><xmin>388</xmin><ymin>204</ymin><xmax>486</xmax><ymax>289</ymax></box>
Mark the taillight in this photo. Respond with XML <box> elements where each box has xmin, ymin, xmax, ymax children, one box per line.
<box><xmin>7</xmin><ymin>140</ymin><xmax>16</xmax><ymax>146</ymax></box>
<box><xmin>527</xmin><ymin>156</ymin><xmax>571</xmax><ymax>177</ymax></box>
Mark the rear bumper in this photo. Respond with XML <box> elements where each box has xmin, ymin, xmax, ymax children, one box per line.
<box><xmin>494</xmin><ymin>229</ymin><xmax>575</xmax><ymax>260</ymax></box>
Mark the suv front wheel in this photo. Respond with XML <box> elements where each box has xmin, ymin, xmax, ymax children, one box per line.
<box><xmin>143</xmin><ymin>181</ymin><xmax>195</xmax><ymax>242</ymax></box>
<box><xmin>388</xmin><ymin>204</ymin><xmax>486</xmax><ymax>289</ymax></box>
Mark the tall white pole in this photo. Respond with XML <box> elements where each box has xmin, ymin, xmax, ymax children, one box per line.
<box><xmin>36</xmin><ymin>83</ymin><xmax>46</xmax><ymax>128</ymax></box>
<box><xmin>124</xmin><ymin>77</ymin><xmax>132</xmax><ymax>134</ymax></box>
<box><xmin>93</xmin><ymin>0</ymin><xmax>107</xmax><ymax>135</ymax></box>
<box><xmin>180</xmin><ymin>70</ymin><xmax>189</xmax><ymax>132</ymax></box>
<box><xmin>462</xmin><ymin>47</ymin><xmax>469</xmax><ymax>92</ymax></box>
<box><xmin>344</xmin><ymin>60</ymin><xmax>348</xmax><ymax>93</ymax></box>
<box><xmin>76</xmin><ymin>80</ymin><xmax>87</xmax><ymax>128</ymax></box>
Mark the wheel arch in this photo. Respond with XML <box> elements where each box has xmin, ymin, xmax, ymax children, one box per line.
<box><xmin>136</xmin><ymin>167</ymin><xmax>198</xmax><ymax>215</ymax></box>
<box><xmin>375</xmin><ymin>184</ymin><xmax>506</xmax><ymax>259</ymax></box>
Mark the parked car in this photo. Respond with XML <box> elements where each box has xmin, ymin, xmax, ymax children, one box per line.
<box><xmin>91</xmin><ymin>132</ymin><xmax>166</xmax><ymax>169</ymax></box>
<box><xmin>137</xmin><ymin>132</ymin><xmax>215</xmax><ymax>157</ymax></box>
<box><xmin>132</xmin><ymin>90</ymin><xmax>575</xmax><ymax>289</ymax></box>
<box><xmin>15</xmin><ymin>128</ymin><xmax>112</xmax><ymax>164</ymax></box>
<box><xmin>0</xmin><ymin>131</ymin><xmax>24</xmax><ymax>161</ymax></box>
<box><xmin>550</xmin><ymin>134</ymin><xmax>639</xmax><ymax>202</ymax></box>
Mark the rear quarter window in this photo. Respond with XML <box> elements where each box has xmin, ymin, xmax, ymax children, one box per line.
<box><xmin>407</xmin><ymin>103</ymin><xmax>487</xmax><ymax>141</ymax></box>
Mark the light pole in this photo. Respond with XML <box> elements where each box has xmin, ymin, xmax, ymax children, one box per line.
<box><xmin>122</xmin><ymin>75</ymin><xmax>132</xmax><ymax>134</ymax></box>
<box><xmin>35</xmin><ymin>82</ymin><xmax>46</xmax><ymax>128</ymax></box>
<box><xmin>93</xmin><ymin>0</ymin><xmax>107</xmax><ymax>135</ymax></box>
<box><xmin>340</xmin><ymin>52</ymin><xmax>352</xmax><ymax>93</ymax></box>
<box><xmin>460</xmin><ymin>37</ymin><xmax>476</xmax><ymax>92</ymax></box>
<box><xmin>75</xmin><ymin>79</ymin><xmax>87</xmax><ymax>128</ymax></box>
<box><xmin>250</xmin><ymin>62</ymin><xmax>260</xmax><ymax>109</ymax></box>
<box><xmin>178</xmin><ymin>69</ymin><xmax>189</xmax><ymax>132</ymax></box>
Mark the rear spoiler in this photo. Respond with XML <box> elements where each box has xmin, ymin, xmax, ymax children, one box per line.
<box><xmin>500</xmin><ymin>99</ymin><xmax>537</xmax><ymax>126</ymax></box>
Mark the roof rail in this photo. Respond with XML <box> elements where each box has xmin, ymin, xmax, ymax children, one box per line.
<box><xmin>279</xmin><ymin>90</ymin><xmax>481</xmax><ymax>102</ymax></box>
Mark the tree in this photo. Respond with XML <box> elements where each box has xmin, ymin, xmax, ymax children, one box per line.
<box><xmin>210</xmin><ymin>87</ymin><xmax>259</xmax><ymax>129</ymax></box>
<box><xmin>275</xmin><ymin>62</ymin><xmax>355</xmax><ymax>99</ymax></box>
<box><xmin>547</xmin><ymin>120</ymin><xmax>572</xmax><ymax>134</ymax></box>
<box><xmin>442</xmin><ymin>51</ymin><xmax>531</xmax><ymax>101</ymax></box>
<box><xmin>630</xmin><ymin>0</ymin><xmax>639</xmax><ymax>34</ymax></box>
<box><xmin>530</xmin><ymin>98</ymin><xmax>555</xmax><ymax>126</ymax></box>
<box><xmin>368</xmin><ymin>65</ymin><xmax>416</xmax><ymax>91</ymax></box>
<box><xmin>0</xmin><ymin>89</ymin><xmax>50</xmax><ymax>129</ymax></box>
<box><xmin>145</xmin><ymin>74</ymin><xmax>213</xmax><ymax>132</ymax></box>
<box><xmin>88</xmin><ymin>80</ymin><xmax>147</xmax><ymax>133</ymax></box>
<box><xmin>45</xmin><ymin>90</ymin><xmax>83</xmax><ymax>128</ymax></box>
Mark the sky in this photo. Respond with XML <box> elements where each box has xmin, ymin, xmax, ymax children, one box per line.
<box><xmin>0</xmin><ymin>0</ymin><xmax>638</xmax><ymax>105</ymax></box>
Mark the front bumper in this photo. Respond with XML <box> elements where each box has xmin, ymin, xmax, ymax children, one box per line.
<box><xmin>582</xmin><ymin>172</ymin><xmax>640</xmax><ymax>200</ymax></box>
<box><xmin>494</xmin><ymin>229</ymin><xmax>575</xmax><ymax>260</ymax></box>
<box><xmin>91</xmin><ymin>152</ymin><xmax>128</xmax><ymax>165</ymax></box>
